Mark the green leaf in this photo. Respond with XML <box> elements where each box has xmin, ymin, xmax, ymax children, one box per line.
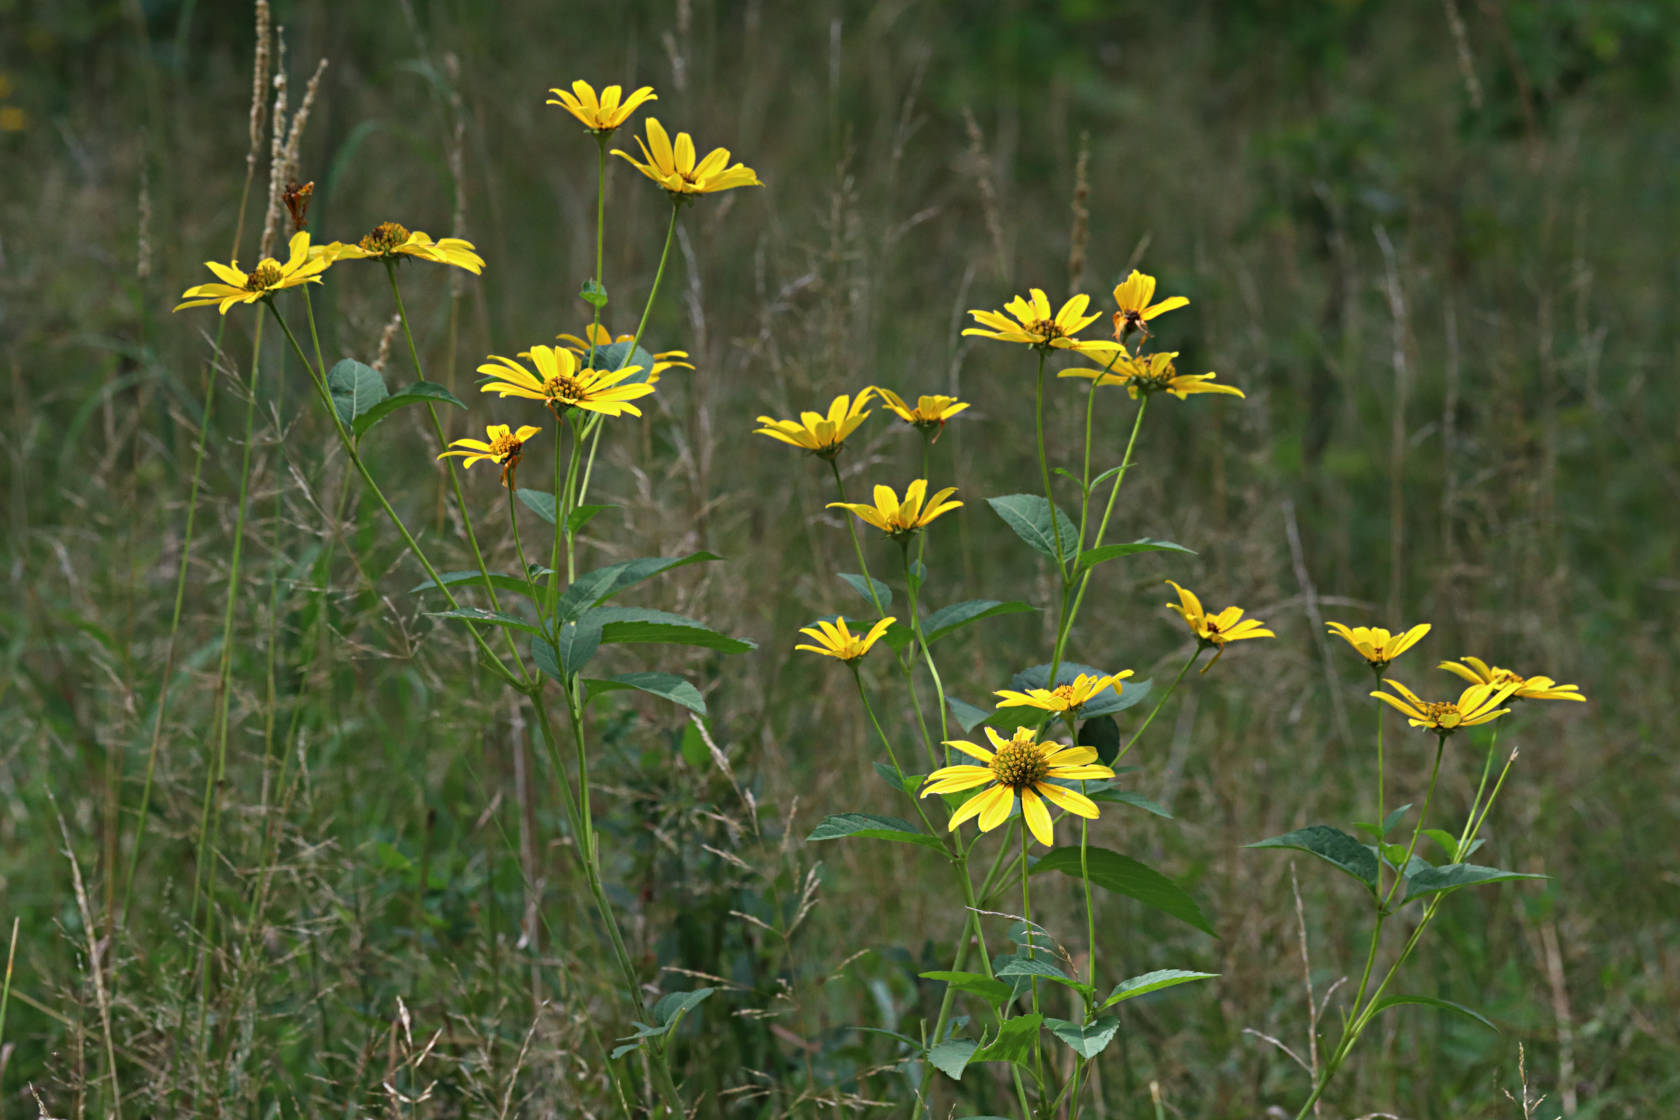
<box><xmin>970</xmin><ymin>1014</ymin><xmax>1043</xmax><ymax>1065</ymax></box>
<box><xmin>1087</xmin><ymin>785</ymin><xmax>1174</xmax><ymax>819</ymax></box>
<box><xmin>1044</xmin><ymin>1015</ymin><xmax>1121</xmax><ymax>1060</ymax></box>
<box><xmin>872</xmin><ymin>761</ymin><xmax>924</xmax><ymax>797</ymax></box>
<box><xmin>1076</xmin><ymin>538</ymin><xmax>1196</xmax><ymax>571</ymax></box>
<box><xmin>429</xmin><ymin>607</ymin><xmax>542</xmax><ymax>636</ymax></box>
<box><xmin>410</xmin><ymin>570</ymin><xmax>541</xmax><ymax>600</ymax></box>
<box><xmin>996</xmin><ymin>956</ymin><xmax>1092</xmax><ymax>997</ymax></box>
<box><xmin>584</xmin><ymin>672</ymin><xmax>707</xmax><ymax>716</ymax></box>
<box><xmin>326</xmin><ymin>358</ymin><xmax>388</xmax><ymax>428</ymax></box>
<box><xmin>947</xmin><ymin>697</ymin><xmax>990</xmax><ymax>733</ymax></box>
<box><xmin>653</xmin><ymin>987</ymin><xmax>713</xmax><ymax>1026</ymax></box>
<box><xmin>1101</xmin><ymin>969</ymin><xmax>1219</xmax><ymax>1009</ymax></box>
<box><xmin>926</xmin><ymin>1038</ymin><xmax>978</xmax><ymax>1081</ymax></box>
<box><xmin>922</xmin><ymin>599</ymin><xmax>1035</xmax><ymax>644</ymax></box>
<box><xmin>567</xmin><ymin>503</ymin><xmax>612</xmax><ymax>534</ymax></box>
<box><xmin>1082</xmin><ymin>715</ymin><xmax>1120</xmax><ymax>765</ymax></box>
<box><xmin>587</xmin><ymin>606</ymin><xmax>756</xmax><ymax>654</ymax></box>
<box><xmin>1246</xmin><ymin>825</ymin><xmax>1379</xmax><ymax>892</ymax></box>
<box><xmin>986</xmin><ymin>494</ymin><xmax>1078</xmax><ymax>563</ymax></box>
<box><xmin>579</xmin><ymin>278</ymin><xmax>609</xmax><ymax>308</ymax></box>
<box><xmin>352</xmin><ymin>380</ymin><xmax>466</xmax><ymax>438</ymax></box>
<box><xmin>838</xmin><ymin>572</ymin><xmax>892</xmax><ymax>608</ymax></box>
<box><xmin>807</xmin><ymin>813</ymin><xmax>944</xmax><ymax>852</ymax></box>
<box><xmin>920</xmin><ymin>971</ymin><xmax>1012</xmax><ymax>1007</ymax></box>
<box><xmin>1369</xmin><ymin>994</ymin><xmax>1497</xmax><ymax>1033</ymax></box>
<box><xmin>556</xmin><ymin>553</ymin><xmax>721</xmax><ymax>619</ymax></box>
<box><xmin>1032</xmin><ymin>847</ymin><xmax>1214</xmax><ymax>936</ymax></box>
<box><xmin>540</xmin><ymin>617</ymin><xmax>601</xmax><ymax>678</ymax></box>
<box><xmin>1401</xmin><ymin>863</ymin><xmax>1547</xmax><ymax>905</ymax></box>
<box><xmin>1423</xmin><ymin>829</ymin><xmax>1485</xmax><ymax>862</ymax></box>
<box><xmin>516</xmin><ymin>489</ymin><xmax>557</xmax><ymax>524</ymax></box>
<box><xmin>586</xmin><ymin>339</ymin><xmax>658</xmax><ymax>382</ymax></box>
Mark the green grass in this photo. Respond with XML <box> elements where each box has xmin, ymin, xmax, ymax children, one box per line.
<box><xmin>2</xmin><ymin>1</ymin><xmax>1677</xmax><ymax>1116</ymax></box>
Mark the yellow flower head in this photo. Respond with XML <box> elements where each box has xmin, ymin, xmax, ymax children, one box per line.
<box><xmin>795</xmin><ymin>616</ymin><xmax>896</xmax><ymax>662</ymax></box>
<box><xmin>1373</xmin><ymin>678</ymin><xmax>1522</xmax><ymax>734</ymax></box>
<box><xmin>1060</xmin><ymin>351</ymin><xmax>1243</xmax><ymax>401</ymax></box>
<box><xmin>993</xmin><ymin>671</ymin><xmax>1134</xmax><ymax>714</ymax></box>
<box><xmin>437</xmin><ymin>423</ymin><xmax>541</xmax><ymax>487</ymax></box>
<box><xmin>754</xmin><ymin>390</ymin><xmax>875</xmax><ymax>458</ymax></box>
<box><xmin>612</xmin><ymin>117</ymin><xmax>763</xmax><ymax>199</ymax></box>
<box><xmin>555</xmin><ymin>323</ymin><xmax>693</xmax><ymax>385</ymax></box>
<box><xmin>478</xmin><ymin>345</ymin><xmax>653</xmax><ymax>420</ymax></box>
<box><xmin>546</xmin><ymin>79</ymin><xmax>656</xmax><ymax>134</ymax></box>
<box><xmin>874</xmin><ymin>388</ymin><xmax>970</xmax><ymax>441</ymax></box>
<box><xmin>920</xmin><ymin>725</ymin><xmax>1115</xmax><ymax>846</ymax></box>
<box><xmin>827</xmin><ymin>479</ymin><xmax>962</xmax><ymax>537</ymax></box>
<box><xmin>1164</xmin><ymin>579</ymin><xmax>1274</xmax><ymax>670</ymax></box>
<box><xmin>1326</xmin><ymin>621</ymin><xmax>1431</xmax><ymax>672</ymax></box>
<box><xmin>174</xmin><ymin>231</ymin><xmax>330</xmax><ymax>314</ymax></box>
<box><xmin>963</xmin><ymin>288</ymin><xmax>1123</xmax><ymax>359</ymax></box>
<box><xmin>1438</xmin><ymin>656</ymin><xmax>1586</xmax><ymax>703</ymax></box>
<box><xmin>319</xmin><ymin>222</ymin><xmax>485</xmax><ymax>274</ymax></box>
<box><xmin>1111</xmin><ymin>269</ymin><xmax>1189</xmax><ymax>339</ymax></box>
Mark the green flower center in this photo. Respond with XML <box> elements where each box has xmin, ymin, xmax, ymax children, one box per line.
<box><xmin>991</xmin><ymin>737</ymin><xmax>1050</xmax><ymax>790</ymax></box>
<box><xmin>359</xmin><ymin>221</ymin><xmax>411</xmax><ymax>255</ymax></box>
<box><xmin>1421</xmin><ymin>701</ymin><xmax>1462</xmax><ymax>730</ymax></box>
<box><xmin>245</xmin><ymin>263</ymin><xmax>284</xmax><ymax>291</ymax></box>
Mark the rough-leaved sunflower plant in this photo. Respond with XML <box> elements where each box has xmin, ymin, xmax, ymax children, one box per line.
<box><xmin>753</xmin><ymin>390</ymin><xmax>876</xmax><ymax>458</ymax></box>
<box><xmin>795</xmin><ymin>616</ymin><xmax>897</xmax><ymax>662</ymax></box>
<box><xmin>920</xmin><ymin>726</ymin><xmax>1115</xmax><ymax>846</ymax></box>
<box><xmin>827</xmin><ymin>479</ymin><xmax>962</xmax><ymax>537</ymax></box>
<box><xmin>1061</xmin><ymin>351</ymin><xmax>1243</xmax><ymax>400</ymax></box>
<box><xmin>994</xmin><ymin>671</ymin><xmax>1132</xmax><ymax>714</ymax></box>
<box><xmin>613</xmin><ymin>117</ymin><xmax>763</xmax><ymax>199</ymax></box>
<box><xmin>1326</xmin><ymin>621</ymin><xmax>1432</xmax><ymax>673</ymax></box>
<box><xmin>1438</xmin><ymin>657</ymin><xmax>1586</xmax><ymax>702</ymax></box>
<box><xmin>437</xmin><ymin>423</ymin><xmax>540</xmax><ymax>487</ymax></box>
<box><xmin>320</xmin><ymin>221</ymin><xmax>485</xmax><ymax>273</ymax></box>
<box><xmin>1164</xmin><ymin>579</ymin><xmax>1274</xmax><ymax>669</ymax></box>
<box><xmin>964</xmin><ymin>288</ymin><xmax>1122</xmax><ymax>359</ymax></box>
<box><xmin>1110</xmin><ymin>268</ymin><xmax>1189</xmax><ymax>339</ymax></box>
<box><xmin>478</xmin><ymin>345</ymin><xmax>653</xmax><ymax>420</ymax></box>
<box><xmin>874</xmin><ymin>388</ymin><xmax>970</xmax><ymax>440</ymax></box>
<box><xmin>174</xmin><ymin>230</ymin><xmax>331</xmax><ymax>313</ymax></box>
<box><xmin>546</xmin><ymin>79</ymin><xmax>656</xmax><ymax>134</ymax></box>
<box><xmin>1372</xmin><ymin>678</ymin><xmax>1522</xmax><ymax>733</ymax></box>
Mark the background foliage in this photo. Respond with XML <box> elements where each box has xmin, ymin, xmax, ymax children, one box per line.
<box><xmin>2</xmin><ymin>0</ymin><xmax>1676</xmax><ymax>1115</ymax></box>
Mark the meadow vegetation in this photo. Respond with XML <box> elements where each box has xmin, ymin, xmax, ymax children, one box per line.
<box><xmin>2</xmin><ymin>1</ymin><xmax>1676</xmax><ymax>1116</ymax></box>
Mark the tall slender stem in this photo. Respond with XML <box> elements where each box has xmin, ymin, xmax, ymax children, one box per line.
<box><xmin>1117</xmin><ymin>647</ymin><xmax>1201</xmax><ymax>764</ymax></box>
<box><xmin>1033</xmin><ymin>350</ymin><xmax>1065</xmax><ymax>571</ymax></box>
<box><xmin>902</xmin><ymin>540</ymin><xmax>950</xmax><ymax>746</ymax></box>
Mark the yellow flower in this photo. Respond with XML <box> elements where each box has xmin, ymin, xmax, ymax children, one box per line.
<box><xmin>1110</xmin><ymin>269</ymin><xmax>1189</xmax><ymax>339</ymax></box>
<box><xmin>920</xmin><ymin>726</ymin><xmax>1115</xmax><ymax>846</ymax></box>
<box><xmin>795</xmin><ymin>616</ymin><xmax>896</xmax><ymax>662</ymax></box>
<box><xmin>874</xmin><ymin>388</ymin><xmax>969</xmax><ymax>440</ymax></box>
<box><xmin>546</xmin><ymin>79</ymin><xmax>656</xmax><ymax>134</ymax></box>
<box><xmin>994</xmin><ymin>671</ymin><xmax>1134</xmax><ymax>714</ymax></box>
<box><xmin>1060</xmin><ymin>351</ymin><xmax>1243</xmax><ymax>401</ymax></box>
<box><xmin>963</xmin><ymin>288</ymin><xmax>1122</xmax><ymax>359</ymax></box>
<box><xmin>319</xmin><ymin>222</ymin><xmax>485</xmax><ymax>274</ymax></box>
<box><xmin>827</xmin><ymin>479</ymin><xmax>961</xmax><ymax>537</ymax></box>
<box><xmin>1438</xmin><ymin>657</ymin><xmax>1586</xmax><ymax>703</ymax></box>
<box><xmin>1164</xmin><ymin>579</ymin><xmax>1274</xmax><ymax>669</ymax></box>
<box><xmin>754</xmin><ymin>391</ymin><xmax>875</xmax><ymax>458</ymax></box>
<box><xmin>478</xmin><ymin>345</ymin><xmax>653</xmax><ymax>420</ymax></box>
<box><xmin>612</xmin><ymin>117</ymin><xmax>763</xmax><ymax>199</ymax></box>
<box><xmin>1372</xmin><ymin>679</ymin><xmax>1521</xmax><ymax>734</ymax></box>
<box><xmin>437</xmin><ymin>423</ymin><xmax>541</xmax><ymax>487</ymax></box>
<box><xmin>1326</xmin><ymin>621</ymin><xmax>1432</xmax><ymax>672</ymax></box>
<box><xmin>556</xmin><ymin>323</ymin><xmax>693</xmax><ymax>385</ymax></box>
<box><xmin>174</xmin><ymin>231</ymin><xmax>330</xmax><ymax>314</ymax></box>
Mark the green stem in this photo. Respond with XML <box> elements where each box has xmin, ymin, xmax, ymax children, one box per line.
<box><xmin>622</xmin><ymin>203</ymin><xmax>680</xmax><ymax>371</ymax></box>
<box><xmin>902</xmin><ymin>540</ymin><xmax>950</xmax><ymax>746</ymax></box>
<box><xmin>1456</xmin><ymin>727</ymin><xmax>1500</xmax><ymax>853</ymax></box>
<box><xmin>1117</xmin><ymin>647</ymin><xmax>1201</xmax><ymax>764</ymax></box>
<box><xmin>1020</xmin><ymin>822</ymin><xmax>1045</xmax><ymax>1091</ymax></box>
<box><xmin>507</xmin><ymin>477</ymin><xmax>539</xmax><ymax>607</ymax></box>
<box><xmin>1033</xmin><ymin>350</ymin><xmax>1066</xmax><ymax>572</ymax></box>
<box><xmin>590</xmin><ymin>135</ymin><xmax>608</xmax><ymax>342</ymax></box>
<box><xmin>852</xmin><ymin>671</ymin><xmax>947</xmax><ymax>843</ymax></box>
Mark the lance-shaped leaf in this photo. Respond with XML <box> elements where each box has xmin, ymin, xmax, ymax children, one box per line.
<box><xmin>1369</xmin><ymin>993</ymin><xmax>1497</xmax><ymax>1033</ymax></box>
<box><xmin>353</xmin><ymin>381</ymin><xmax>466</xmax><ymax>438</ymax></box>
<box><xmin>837</xmin><ymin>572</ymin><xmax>892</xmax><ymax>608</ymax></box>
<box><xmin>410</xmin><ymin>570</ymin><xmax>542</xmax><ymax>601</ymax></box>
<box><xmin>920</xmin><ymin>971</ymin><xmax>1012</xmax><ymax>1007</ymax></box>
<box><xmin>1247</xmin><ymin>825</ymin><xmax>1379</xmax><ymax>893</ymax></box>
<box><xmin>922</xmin><ymin>599</ymin><xmax>1036</xmax><ymax>644</ymax></box>
<box><xmin>808</xmin><ymin>813</ymin><xmax>944</xmax><ymax>852</ymax></box>
<box><xmin>1101</xmin><ymin>969</ymin><xmax>1219</xmax><ymax>1009</ymax></box>
<box><xmin>1401</xmin><ymin>863</ymin><xmax>1547</xmax><ymax>905</ymax></box>
<box><xmin>429</xmin><ymin>607</ymin><xmax>543</xmax><ymax>637</ymax></box>
<box><xmin>1076</xmin><ymin>538</ymin><xmax>1195</xmax><ymax>572</ymax></box>
<box><xmin>587</xmin><ymin>606</ymin><xmax>756</xmax><ymax>654</ymax></box>
<box><xmin>1043</xmin><ymin>1015</ymin><xmax>1121</xmax><ymax>1060</ymax></box>
<box><xmin>986</xmin><ymin>494</ymin><xmax>1077</xmax><ymax>563</ymax></box>
<box><xmin>584</xmin><ymin>671</ymin><xmax>707</xmax><ymax>716</ymax></box>
<box><xmin>970</xmin><ymin>1014</ymin><xmax>1043</xmax><ymax>1065</ymax></box>
<box><xmin>1031</xmin><ymin>847</ymin><xmax>1214</xmax><ymax>936</ymax></box>
<box><xmin>925</xmin><ymin>1038</ymin><xmax>978</xmax><ymax>1081</ymax></box>
<box><xmin>555</xmin><ymin>552</ymin><xmax>721</xmax><ymax>619</ymax></box>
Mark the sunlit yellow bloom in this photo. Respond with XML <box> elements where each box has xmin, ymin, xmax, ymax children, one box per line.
<box><xmin>1164</xmin><ymin>579</ymin><xmax>1274</xmax><ymax>669</ymax></box>
<box><xmin>795</xmin><ymin>616</ymin><xmax>896</xmax><ymax>662</ymax></box>
<box><xmin>963</xmin><ymin>288</ymin><xmax>1122</xmax><ymax>359</ymax></box>
<box><xmin>874</xmin><ymin>388</ymin><xmax>970</xmax><ymax>440</ymax></box>
<box><xmin>174</xmin><ymin>231</ymin><xmax>330</xmax><ymax>313</ymax></box>
<box><xmin>1060</xmin><ymin>351</ymin><xmax>1243</xmax><ymax>400</ymax></box>
<box><xmin>612</xmin><ymin>117</ymin><xmax>763</xmax><ymax>198</ymax></box>
<box><xmin>1438</xmin><ymin>656</ymin><xmax>1586</xmax><ymax>703</ymax></box>
<box><xmin>754</xmin><ymin>390</ymin><xmax>874</xmax><ymax>458</ymax></box>
<box><xmin>827</xmin><ymin>479</ymin><xmax>961</xmax><ymax>537</ymax></box>
<box><xmin>920</xmin><ymin>726</ymin><xmax>1114</xmax><ymax>846</ymax></box>
<box><xmin>478</xmin><ymin>345</ymin><xmax>652</xmax><ymax>420</ymax></box>
<box><xmin>556</xmin><ymin>323</ymin><xmax>693</xmax><ymax>385</ymax></box>
<box><xmin>1326</xmin><ymin>621</ymin><xmax>1431</xmax><ymax>672</ymax></box>
<box><xmin>1111</xmin><ymin>269</ymin><xmax>1189</xmax><ymax>339</ymax></box>
<box><xmin>546</xmin><ymin>79</ymin><xmax>656</xmax><ymax>134</ymax></box>
<box><xmin>1372</xmin><ymin>678</ymin><xmax>1521</xmax><ymax>734</ymax></box>
<box><xmin>437</xmin><ymin>423</ymin><xmax>541</xmax><ymax>487</ymax></box>
<box><xmin>994</xmin><ymin>671</ymin><xmax>1133</xmax><ymax>714</ymax></box>
<box><xmin>318</xmin><ymin>222</ymin><xmax>485</xmax><ymax>274</ymax></box>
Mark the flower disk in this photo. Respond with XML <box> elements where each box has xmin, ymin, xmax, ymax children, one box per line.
<box><xmin>1373</xmin><ymin>679</ymin><xmax>1523</xmax><ymax>734</ymax></box>
<box><xmin>612</xmin><ymin>117</ymin><xmax>763</xmax><ymax>198</ymax></box>
<box><xmin>920</xmin><ymin>726</ymin><xmax>1115</xmax><ymax>846</ymax></box>
<box><xmin>318</xmin><ymin>222</ymin><xmax>485</xmax><ymax>274</ymax></box>
<box><xmin>547</xmin><ymin>79</ymin><xmax>656</xmax><ymax>134</ymax></box>
<box><xmin>438</xmin><ymin>423</ymin><xmax>542</xmax><ymax>486</ymax></box>
<box><xmin>174</xmin><ymin>231</ymin><xmax>331</xmax><ymax>314</ymax></box>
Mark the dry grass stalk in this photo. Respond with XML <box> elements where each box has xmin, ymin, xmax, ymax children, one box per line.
<box><xmin>247</xmin><ymin>0</ymin><xmax>272</xmax><ymax>168</ymax></box>
<box><xmin>258</xmin><ymin>31</ymin><xmax>288</xmax><ymax>257</ymax></box>
<box><xmin>1067</xmin><ymin>130</ymin><xmax>1090</xmax><ymax>297</ymax></box>
<box><xmin>963</xmin><ymin>106</ymin><xmax>1009</xmax><ymax>280</ymax></box>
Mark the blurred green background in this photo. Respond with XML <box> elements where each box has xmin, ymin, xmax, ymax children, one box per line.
<box><xmin>3</xmin><ymin>0</ymin><xmax>1677</xmax><ymax>1115</ymax></box>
